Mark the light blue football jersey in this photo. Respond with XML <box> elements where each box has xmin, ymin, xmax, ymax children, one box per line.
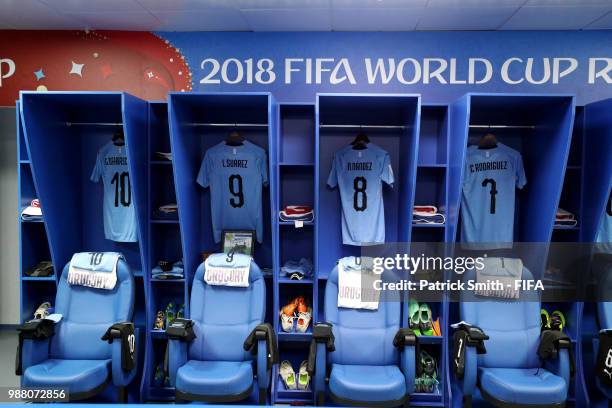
<box><xmin>197</xmin><ymin>141</ymin><xmax>268</xmax><ymax>243</ymax></box>
<box><xmin>461</xmin><ymin>143</ymin><xmax>526</xmax><ymax>248</ymax></box>
<box><xmin>91</xmin><ymin>141</ymin><xmax>138</xmax><ymax>243</ymax></box>
<box><xmin>327</xmin><ymin>143</ymin><xmax>394</xmax><ymax>246</ymax></box>
<box><xmin>596</xmin><ymin>186</ymin><xmax>612</xmax><ymax>254</ymax></box>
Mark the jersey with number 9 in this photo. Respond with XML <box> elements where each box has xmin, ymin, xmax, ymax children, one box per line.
<box><xmin>91</xmin><ymin>141</ymin><xmax>137</xmax><ymax>242</ymax></box>
<box><xmin>461</xmin><ymin>143</ymin><xmax>526</xmax><ymax>249</ymax></box>
<box><xmin>327</xmin><ymin>143</ymin><xmax>394</xmax><ymax>246</ymax></box>
<box><xmin>197</xmin><ymin>141</ymin><xmax>268</xmax><ymax>243</ymax></box>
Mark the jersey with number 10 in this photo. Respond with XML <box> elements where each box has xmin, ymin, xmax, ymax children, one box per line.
<box><xmin>327</xmin><ymin>143</ymin><xmax>394</xmax><ymax>246</ymax></box>
<box><xmin>197</xmin><ymin>141</ymin><xmax>268</xmax><ymax>243</ymax></box>
<box><xmin>461</xmin><ymin>143</ymin><xmax>526</xmax><ymax>248</ymax></box>
<box><xmin>91</xmin><ymin>141</ymin><xmax>137</xmax><ymax>243</ymax></box>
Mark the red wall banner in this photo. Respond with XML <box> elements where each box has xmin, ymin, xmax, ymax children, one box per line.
<box><xmin>0</xmin><ymin>30</ymin><xmax>192</xmax><ymax>106</ymax></box>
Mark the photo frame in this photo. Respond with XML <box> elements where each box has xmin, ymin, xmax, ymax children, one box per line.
<box><xmin>221</xmin><ymin>230</ymin><xmax>255</xmax><ymax>257</ymax></box>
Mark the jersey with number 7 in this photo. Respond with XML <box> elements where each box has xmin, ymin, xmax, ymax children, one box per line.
<box><xmin>197</xmin><ymin>141</ymin><xmax>268</xmax><ymax>243</ymax></box>
<box><xmin>461</xmin><ymin>143</ymin><xmax>526</xmax><ymax>249</ymax></box>
<box><xmin>91</xmin><ymin>141</ymin><xmax>138</xmax><ymax>243</ymax></box>
<box><xmin>327</xmin><ymin>143</ymin><xmax>394</xmax><ymax>246</ymax></box>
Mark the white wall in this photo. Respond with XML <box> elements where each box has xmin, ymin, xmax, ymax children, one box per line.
<box><xmin>0</xmin><ymin>108</ymin><xmax>19</xmax><ymax>324</ymax></box>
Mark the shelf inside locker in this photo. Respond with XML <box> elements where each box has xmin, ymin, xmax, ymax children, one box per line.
<box><xmin>20</xmin><ymin>218</ymin><xmax>44</xmax><ymax>223</ymax></box>
<box><xmin>279</xmin><ymin>165</ymin><xmax>314</xmax><ymax>211</ymax></box>
<box><xmin>21</xmin><ymin>280</ymin><xmax>57</xmax><ymax>322</ymax></box>
<box><xmin>21</xmin><ymin>276</ymin><xmax>56</xmax><ymax>281</ymax></box>
<box><xmin>278</xmin><ymin>276</ymin><xmax>314</xmax><ymax>284</ymax></box>
<box><xmin>412</xmin><ymin>223</ymin><xmax>445</xmax><ymax>229</ymax></box>
<box><xmin>279</xmin><ymin>162</ymin><xmax>315</xmax><ymax>167</ymax></box>
<box><xmin>418</xmin><ymin>105</ymin><xmax>448</xmax><ymax>166</ymax></box>
<box><xmin>278</xmin><ymin>220</ymin><xmax>313</xmax><ymax>227</ymax></box>
<box><xmin>150</xmin><ymin>219</ymin><xmax>179</xmax><ymax>224</ymax></box>
<box><xmin>279</xmin><ymin>104</ymin><xmax>315</xmax><ymax>165</ymax></box>
<box><xmin>410</xmin><ymin>392</ymin><xmax>443</xmax><ymax>403</ymax></box>
<box><xmin>150</xmin><ymin>330</ymin><xmax>166</xmax><ymax>339</ymax></box>
<box><xmin>19</xmin><ymin>159</ymin><xmax>31</xmax><ymax>164</ymax></box>
<box><xmin>274</xmin><ymin>376</ymin><xmax>313</xmax><ymax>402</ymax></box>
<box><xmin>151</xmin><ymin>277</ymin><xmax>185</xmax><ymax>283</ymax></box>
<box><xmin>553</xmin><ymin>225</ymin><xmax>579</xmax><ymax>230</ymax></box>
<box><xmin>150</xmin><ymin>160</ymin><xmax>173</xmax><ymax>166</ymax></box>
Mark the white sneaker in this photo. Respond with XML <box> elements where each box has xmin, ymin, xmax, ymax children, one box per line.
<box><xmin>279</xmin><ymin>360</ymin><xmax>297</xmax><ymax>390</ymax></box>
<box><xmin>298</xmin><ymin>360</ymin><xmax>310</xmax><ymax>390</ymax></box>
<box><xmin>280</xmin><ymin>312</ymin><xmax>294</xmax><ymax>332</ymax></box>
<box><xmin>296</xmin><ymin>308</ymin><xmax>312</xmax><ymax>333</ymax></box>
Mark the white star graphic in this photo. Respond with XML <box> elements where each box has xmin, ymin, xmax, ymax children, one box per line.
<box><xmin>69</xmin><ymin>61</ymin><xmax>84</xmax><ymax>77</ymax></box>
<box><xmin>146</xmin><ymin>71</ymin><xmax>154</xmax><ymax>79</ymax></box>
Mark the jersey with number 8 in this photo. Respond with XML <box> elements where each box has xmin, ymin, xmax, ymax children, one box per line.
<box><xmin>91</xmin><ymin>141</ymin><xmax>137</xmax><ymax>242</ymax></box>
<box><xmin>461</xmin><ymin>143</ymin><xmax>526</xmax><ymax>249</ymax></box>
<box><xmin>197</xmin><ymin>141</ymin><xmax>268</xmax><ymax>243</ymax></box>
<box><xmin>327</xmin><ymin>143</ymin><xmax>394</xmax><ymax>246</ymax></box>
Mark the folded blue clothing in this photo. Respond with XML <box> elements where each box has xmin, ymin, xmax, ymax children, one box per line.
<box><xmin>279</xmin><ymin>213</ymin><xmax>314</xmax><ymax>222</ymax></box>
<box><xmin>205</xmin><ymin>252</ymin><xmax>251</xmax><ymax>268</ymax></box>
<box><xmin>70</xmin><ymin>252</ymin><xmax>124</xmax><ymax>272</ymax></box>
<box><xmin>413</xmin><ymin>213</ymin><xmax>446</xmax><ymax>224</ymax></box>
<box><xmin>281</xmin><ymin>258</ymin><xmax>313</xmax><ymax>277</ymax></box>
<box><xmin>152</xmin><ymin>261</ymin><xmax>184</xmax><ymax>277</ymax></box>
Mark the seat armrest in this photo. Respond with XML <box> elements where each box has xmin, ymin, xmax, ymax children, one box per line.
<box><xmin>101</xmin><ymin>322</ymin><xmax>138</xmax><ymax>387</ymax></box>
<box><xmin>166</xmin><ymin>318</ymin><xmax>196</xmax><ymax>342</ymax></box>
<box><xmin>168</xmin><ymin>338</ymin><xmax>188</xmax><ymax>387</ymax></box>
<box><xmin>307</xmin><ymin>322</ymin><xmax>334</xmax><ymax>401</ymax></box>
<box><xmin>538</xmin><ymin>330</ymin><xmax>574</xmax><ymax>382</ymax></box>
<box><xmin>16</xmin><ymin>319</ymin><xmax>56</xmax><ymax>375</ymax></box>
<box><xmin>244</xmin><ymin>323</ymin><xmax>278</xmax><ymax>404</ymax></box>
<box><xmin>451</xmin><ymin>323</ymin><xmax>488</xmax><ymax>397</ymax></box>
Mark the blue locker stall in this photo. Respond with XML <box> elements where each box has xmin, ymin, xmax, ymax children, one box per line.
<box><xmin>315</xmin><ymin>94</ymin><xmax>423</xmax><ymax>403</ymax></box>
<box><xmin>17</xmin><ymin>101</ymin><xmax>56</xmax><ymax>323</ymax></box>
<box><xmin>167</xmin><ymin>92</ymin><xmax>276</xmax><ymax>403</ymax></box>
<box><xmin>19</xmin><ymin>91</ymin><xmax>149</xmax><ymax>402</ymax></box>
<box><xmin>412</xmin><ymin>103</ymin><xmax>452</xmax><ymax>407</ymax></box>
<box><xmin>272</xmin><ymin>103</ymin><xmax>317</xmax><ymax>404</ymax></box>
<box><xmin>580</xmin><ymin>97</ymin><xmax>612</xmax><ymax>408</ymax></box>
<box><xmin>140</xmin><ymin>101</ymin><xmax>187</xmax><ymax>401</ymax></box>
<box><xmin>447</xmin><ymin>94</ymin><xmax>576</xmax><ymax>407</ymax></box>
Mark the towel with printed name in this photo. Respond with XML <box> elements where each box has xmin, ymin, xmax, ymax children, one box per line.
<box><xmin>337</xmin><ymin>256</ymin><xmax>380</xmax><ymax>310</ymax></box>
<box><xmin>68</xmin><ymin>252</ymin><xmax>124</xmax><ymax>290</ymax></box>
<box><xmin>475</xmin><ymin>257</ymin><xmax>523</xmax><ymax>299</ymax></box>
<box><xmin>204</xmin><ymin>253</ymin><xmax>252</xmax><ymax>287</ymax></box>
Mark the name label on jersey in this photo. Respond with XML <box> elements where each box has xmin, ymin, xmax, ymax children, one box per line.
<box><xmin>222</xmin><ymin>159</ymin><xmax>249</xmax><ymax>168</ymax></box>
<box><xmin>470</xmin><ymin>160</ymin><xmax>508</xmax><ymax>173</ymax></box>
<box><xmin>347</xmin><ymin>161</ymin><xmax>373</xmax><ymax>171</ymax></box>
<box><xmin>104</xmin><ymin>156</ymin><xmax>128</xmax><ymax>166</ymax></box>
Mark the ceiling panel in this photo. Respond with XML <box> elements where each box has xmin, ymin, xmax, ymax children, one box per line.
<box><xmin>502</xmin><ymin>5</ymin><xmax>612</xmax><ymax>29</ymax></box>
<box><xmin>137</xmin><ymin>0</ymin><xmax>237</xmax><ymax>12</ymax></box>
<box><xmin>525</xmin><ymin>0</ymin><xmax>612</xmax><ymax>6</ymax></box>
<box><xmin>585</xmin><ymin>10</ymin><xmax>612</xmax><ymax>29</ymax></box>
<box><xmin>237</xmin><ymin>0</ymin><xmax>331</xmax><ymax>9</ymax></box>
<box><xmin>331</xmin><ymin>0</ymin><xmax>427</xmax><ymax>8</ymax></box>
<box><xmin>41</xmin><ymin>0</ymin><xmax>146</xmax><ymax>13</ymax></box>
<box><xmin>0</xmin><ymin>0</ymin><xmax>81</xmax><ymax>29</ymax></box>
<box><xmin>427</xmin><ymin>0</ymin><xmax>525</xmax><ymax>6</ymax></box>
<box><xmin>417</xmin><ymin>6</ymin><xmax>517</xmax><ymax>30</ymax></box>
<box><xmin>152</xmin><ymin>9</ymin><xmax>250</xmax><ymax>31</ymax></box>
<box><xmin>241</xmin><ymin>8</ymin><xmax>332</xmax><ymax>31</ymax></box>
<box><xmin>332</xmin><ymin>7</ymin><xmax>424</xmax><ymax>30</ymax></box>
<box><xmin>64</xmin><ymin>11</ymin><xmax>161</xmax><ymax>31</ymax></box>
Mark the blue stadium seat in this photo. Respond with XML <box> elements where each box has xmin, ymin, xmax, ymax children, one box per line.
<box><xmin>457</xmin><ymin>267</ymin><xmax>571</xmax><ymax>407</ymax></box>
<box><xmin>312</xmin><ymin>265</ymin><xmax>415</xmax><ymax>407</ymax></box>
<box><xmin>19</xmin><ymin>259</ymin><xmax>137</xmax><ymax>401</ymax></box>
<box><xmin>167</xmin><ymin>260</ymin><xmax>270</xmax><ymax>404</ymax></box>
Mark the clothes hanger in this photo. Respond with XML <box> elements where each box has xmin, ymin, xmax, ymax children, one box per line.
<box><xmin>478</xmin><ymin>132</ymin><xmax>498</xmax><ymax>149</ymax></box>
<box><xmin>225</xmin><ymin>130</ymin><xmax>245</xmax><ymax>146</ymax></box>
<box><xmin>351</xmin><ymin>131</ymin><xmax>370</xmax><ymax>150</ymax></box>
